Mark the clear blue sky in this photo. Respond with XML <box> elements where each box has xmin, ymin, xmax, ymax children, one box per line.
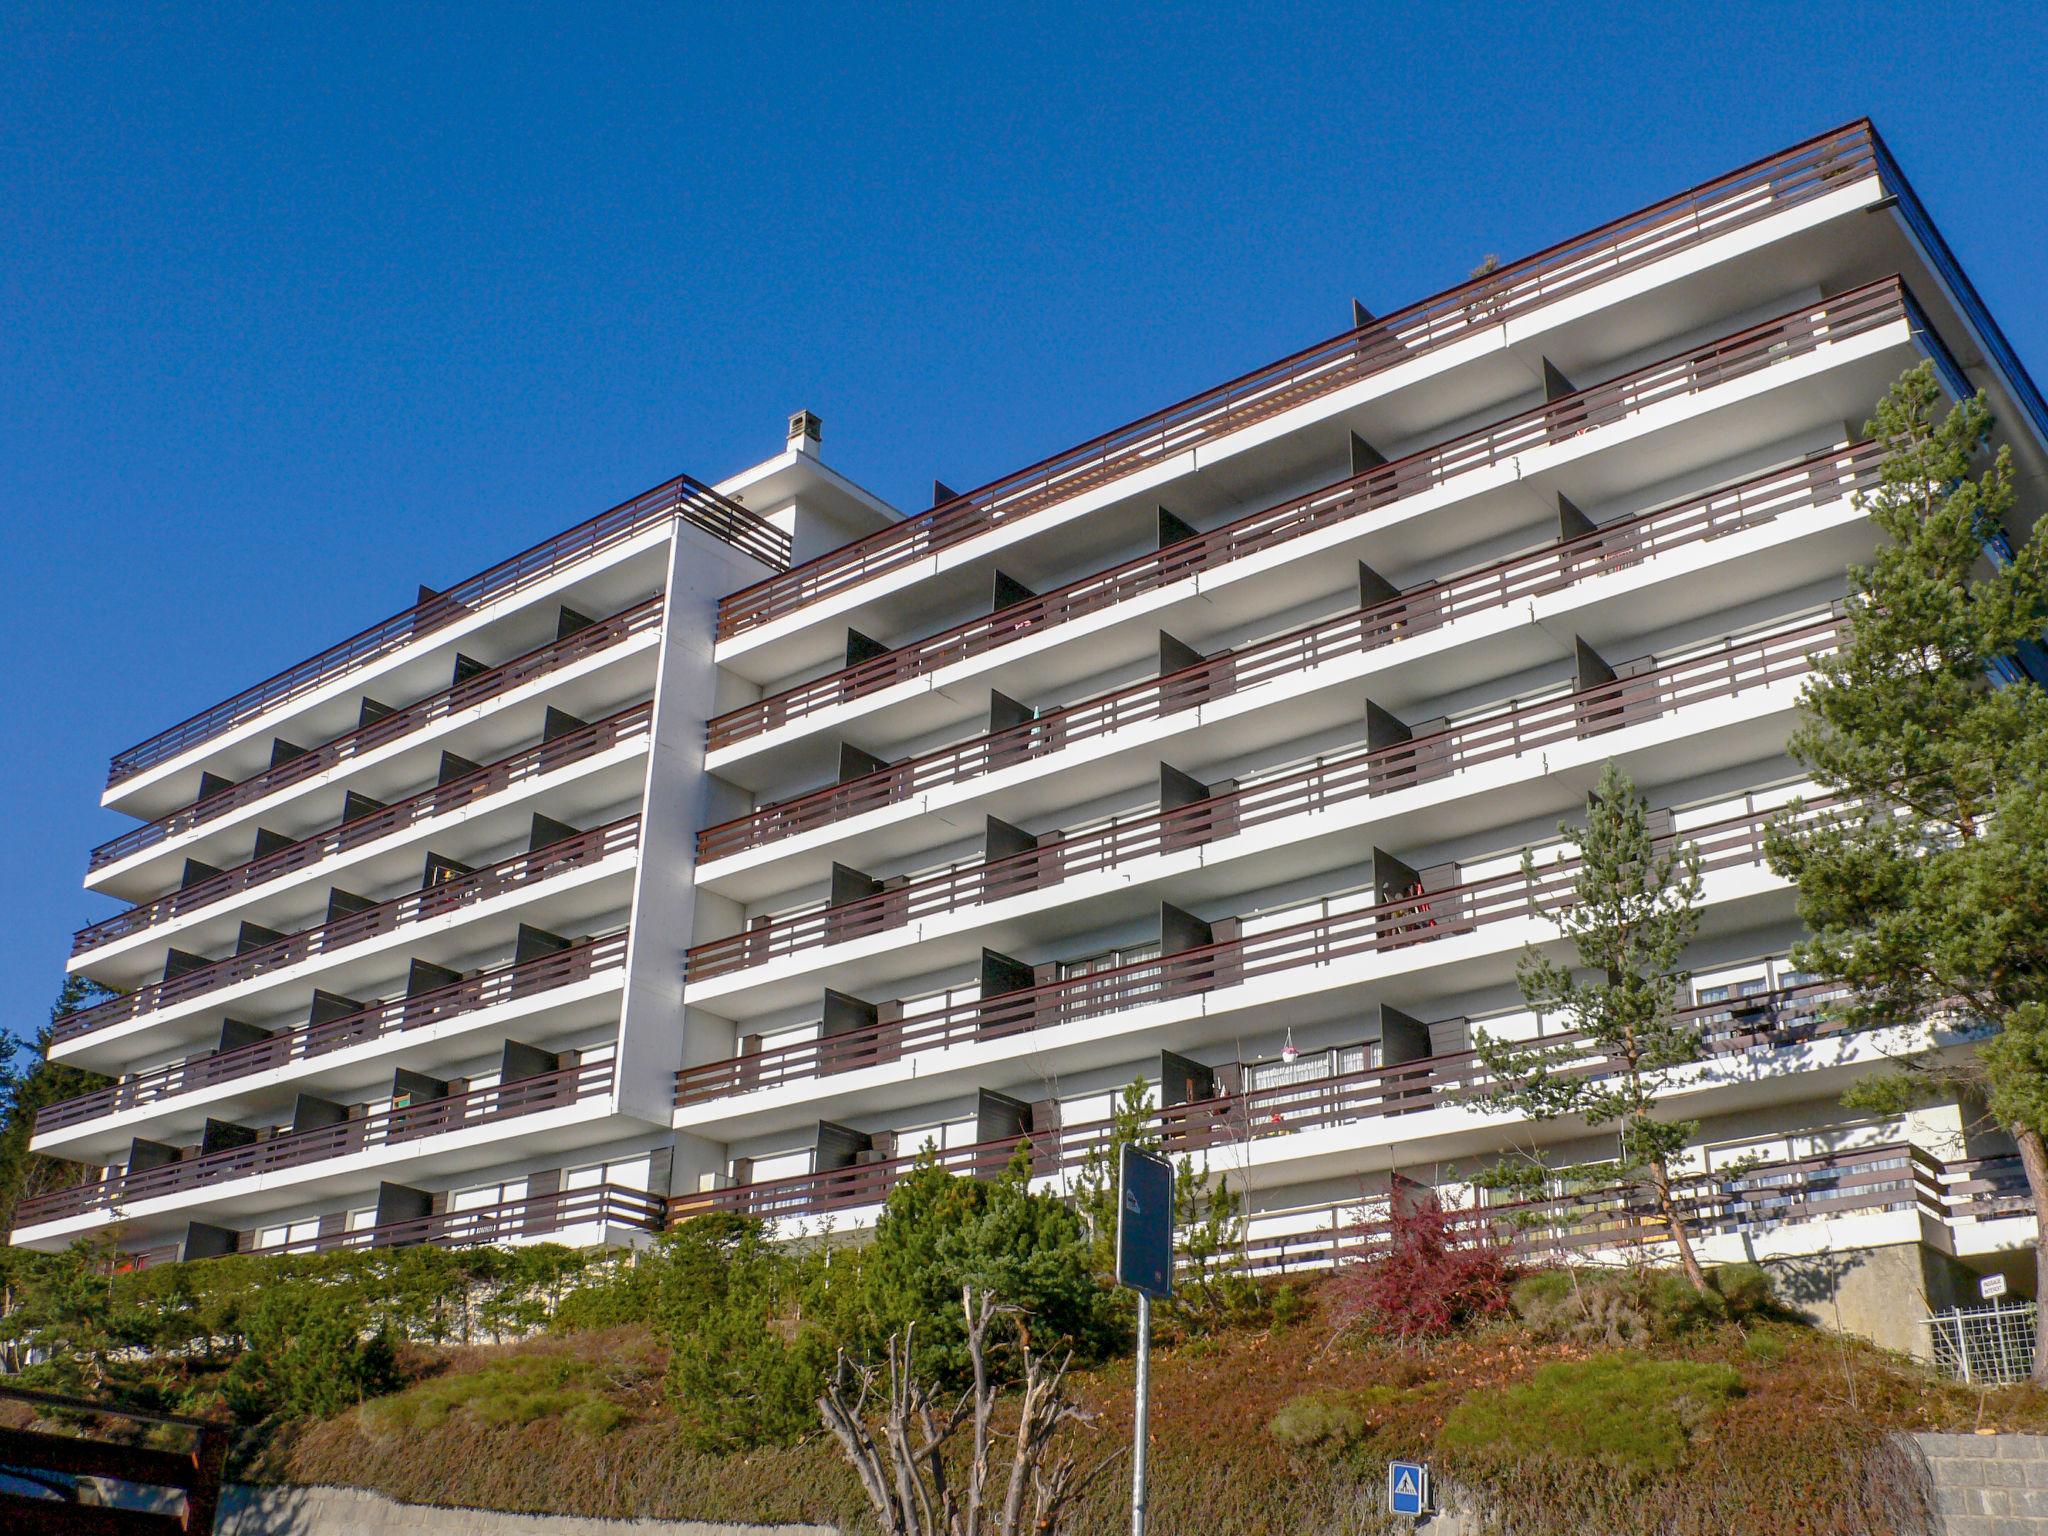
<box><xmin>4</xmin><ymin>2</ymin><xmax>2046</xmax><ymax>1051</ymax></box>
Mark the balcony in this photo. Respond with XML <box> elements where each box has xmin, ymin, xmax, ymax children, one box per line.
<box><xmin>74</xmin><ymin>705</ymin><xmax>653</xmax><ymax>961</ymax></box>
<box><xmin>712</xmin><ymin>123</ymin><xmax>1882</xmax><ymax>650</ymax></box>
<box><xmin>674</xmin><ymin>980</ymin><xmax>1852</xmax><ymax>1223</ymax></box>
<box><xmin>1232</xmin><ymin>1141</ymin><xmax>1948</xmax><ymax>1275</ymax></box>
<box><xmin>53</xmin><ymin>817</ymin><xmax>641</xmax><ymax>1053</ymax></box>
<box><xmin>243</xmin><ymin>1183</ymin><xmax>663</xmax><ymax>1257</ymax></box>
<box><xmin>688</xmin><ymin>611</ymin><xmax>1839</xmax><ymax>999</ymax></box>
<box><xmin>676</xmin><ymin>792</ymin><xmax>1819</xmax><ymax>1110</ymax></box>
<box><xmin>33</xmin><ymin>931</ymin><xmax>628</xmax><ymax>1144</ymax></box>
<box><xmin>710</xmin><ymin>442</ymin><xmax>1882</xmax><ymax>775</ymax></box>
<box><xmin>103</xmin><ymin>474</ymin><xmax>776</xmax><ymax>792</ymax></box>
<box><xmin>89</xmin><ymin>596</ymin><xmax>665</xmax><ymax>882</ymax></box>
<box><xmin>12</xmin><ymin>1058</ymin><xmax>617</xmax><ymax>1231</ymax></box>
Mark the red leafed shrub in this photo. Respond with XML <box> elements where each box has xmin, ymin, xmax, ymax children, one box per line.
<box><xmin>1325</xmin><ymin>1193</ymin><xmax>1514</xmax><ymax>1343</ymax></box>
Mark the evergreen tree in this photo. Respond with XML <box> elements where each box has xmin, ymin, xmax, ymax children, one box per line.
<box><xmin>1476</xmin><ymin>761</ymin><xmax>1711</xmax><ymax>1291</ymax></box>
<box><xmin>1764</xmin><ymin>363</ymin><xmax>2048</xmax><ymax>1378</ymax></box>
<box><xmin>0</xmin><ymin>976</ymin><xmax>114</xmax><ymax>1233</ymax></box>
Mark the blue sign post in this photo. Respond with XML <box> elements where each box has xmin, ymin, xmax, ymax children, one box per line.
<box><xmin>1117</xmin><ymin>1145</ymin><xmax>1173</xmax><ymax>1536</ymax></box>
<box><xmin>1388</xmin><ymin>1460</ymin><xmax>1430</xmax><ymax>1518</ymax></box>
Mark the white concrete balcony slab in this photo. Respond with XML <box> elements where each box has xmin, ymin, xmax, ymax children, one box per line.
<box><xmin>73</xmin><ymin>711</ymin><xmax>651</xmax><ymax>983</ymax></box>
<box><xmin>687</xmin><ymin>612</ymin><xmax>1836</xmax><ymax>1017</ymax></box>
<box><xmin>675</xmin><ymin>796</ymin><xmax>1808</xmax><ymax>1141</ymax></box>
<box><xmin>51</xmin><ymin>820</ymin><xmax>640</xmax><ymax>1073</ymax></box>
<box><xmin>87</xmin><ymin>598</ymin><xmax>664</xmax><ymax>899</ymax></box>
<box><xmin>32</xmin><ymin>933</ymin><xmax>630</xmax><ymax>1161</ymax></box>
<box><xmin>711</xmin><ymin>125</ymin><xmax>1889</xmax><ymax>680</ymax></box>
<box><xmin>102</xmin><ymin>522</ymin><xmax>678</xmax><ymax>820</ymax></box>
<box><xmin>10</xmin><ymin>1059</ymin><xmax>628</xmax><ymax>1251</ymax></box>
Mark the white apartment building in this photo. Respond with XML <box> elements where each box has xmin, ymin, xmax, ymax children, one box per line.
<box><xmin>16</xmin><ymin>120</ymin><xmax>2048</xmax><ymax>1344</ymax></box>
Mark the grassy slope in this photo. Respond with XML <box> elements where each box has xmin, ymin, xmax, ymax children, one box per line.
<box><xmin>271</xmin><ymin>1286</ymin><xmax>2048</xmax><ymax>1536</ymax></box>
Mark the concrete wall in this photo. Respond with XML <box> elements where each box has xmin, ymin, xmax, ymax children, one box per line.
<box><xmin>1767</xmin><ymin>1240</ymin><xmax>1979</xmax><ymax>1360</ymax></box>
<box><xmin>144</xmin><ymin>1482</ymin><xmax>837</xmax><ymax>1536</ymax></box>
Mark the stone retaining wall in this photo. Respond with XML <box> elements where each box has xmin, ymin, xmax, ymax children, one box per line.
<box><xmin>1918</xmin><ymin>1433</ymin><xmax>2048</xmax><ymax>1536</ymax></box>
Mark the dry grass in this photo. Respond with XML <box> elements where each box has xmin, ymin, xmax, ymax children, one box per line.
<box><xmin>269</xmin><ymin>1280</ymin><xmax>2048</xmax><ymax>1535</ymax></box>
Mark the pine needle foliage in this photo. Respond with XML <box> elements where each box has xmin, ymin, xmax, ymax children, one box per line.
<box><xmin>1764</xmin><ymin>360</ymin><xmax>2048</xmax><ymax>1378</ymax></box>
<box><xmin>1475</xmin><ymin>761</ymin><xmax>1711</xmax><ymax>1289</ymax></box>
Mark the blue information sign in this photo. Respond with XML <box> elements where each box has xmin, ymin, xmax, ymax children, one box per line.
<box><xmin>1115</xmin><ymin>1144</ymin><xmax>1174</xmax><ymax>1299</ymax></box>
<box><xmin>1388</xmin><ymin>1460</ymin><xmax>1429</xmax><ymax>1517</ymax></box>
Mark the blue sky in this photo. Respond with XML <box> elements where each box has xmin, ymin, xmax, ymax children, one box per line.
<box><xmin>4</xmin><ymin>1</ymin><xmax>2046</xmax><ymax>1051</ymax></box>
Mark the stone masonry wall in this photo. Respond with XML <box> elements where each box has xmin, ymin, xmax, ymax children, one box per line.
<box><xmin>1917</xmin><ymin>1433</ymin><xmax>2048</xmax><ymax>1536</ymax></box>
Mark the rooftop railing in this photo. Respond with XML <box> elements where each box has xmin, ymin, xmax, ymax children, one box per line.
<box><xmin>714</xmin><ymin>121</ymin><xmax>1882</xmax><ymax>642</ymax></box>
<box><xmin>15</xmin><ymin>1058</ymin><xmax>616</xmax><ymax>1227</ymax></box>
<box><xmin>35</xmin><ymin>930</ymin><xmax>629</xmax><ymax>1136</ymax></box>
<box><xmin>701</xmin><ymin>445</ymin><xmax>1874</xmax><ymax>860</ymax></box>
<box><xmin>107</xmin><ymin>474</ymin><xmax>774</xmax><ymax>789</ymax></box>
<box><xmin>75</xmin><ymin>704</ymin><xmax>653</xmax><ymax>956</ymax></box>
<box><xmin>90</xmin><ymin>596</ymin><xmax>663</xmax><ymax>874</ymax></box>
<box><xmin>54</xmin><ymin>817</ymin><xmax>641</xmax><ymax>1049</ymax></box>
<box><xmin>676</xmin><ymin>793</ymin><xmax>1825</xmax><ymax>1105</ymax></box>
<box><xmin>687</xmin><ymin>612</ymin><xmax>1840</xmax><ymax>983</ymax></box>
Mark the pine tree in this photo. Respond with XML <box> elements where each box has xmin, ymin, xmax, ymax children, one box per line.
<box><xmin>1475</xmin><ymin>761</ymin><xmax>1711</xmax><ymax>1291</ymax></box>
<box><xmin>0</xmin><ymin>976</ymin><xmax>114</xmax><ymax>1233</ymax></box>
<box><xmin>1764</xmin><ymin>362</ymin><xmax>2048</xmax><ymax>1378</ymax></box>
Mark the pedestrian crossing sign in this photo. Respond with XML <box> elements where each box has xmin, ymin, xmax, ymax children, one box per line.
<box><xmin>1388</xmin><ymin>1460</ymin><xmax>1429</xmax><ymax>1517</ymax></box>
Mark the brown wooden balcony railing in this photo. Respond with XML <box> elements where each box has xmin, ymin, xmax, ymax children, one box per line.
<box><xmin>107</xmin><ymin>474</ymin><xmax>773</xmax><ymax>789</ymax></box>
<box><xmin>244</xmin><ymin>1182</ymin><xmax>664</xmax><ymax>1257</ymax></box>
<box><xmin>1944</xmin><ymin>1154</ymin><xmax>2032</xmax><ymax>1224</ymax></box>
<box><xmin>0</xmin><ymin>1382</ymin><xmax>228</xmax><ymax>1535</ymax></box>
<box><xmin>15</xmin><ymin>1059</ymin><xmax>615</xmax><ymax>1227</ymax></box>
<box><xmin>54</xmin><ymin>817</ymin><xmax>641</xmax><ymax>1049</ymax></box>
<box><xmin>1234</xmin><ymin>1141</ymin><xmax>1945</xmax><ymax>1273</ymax></box>
<box><xmin>676</xmin><ymin>794</ymin><xmax>1827</xmax><ymax>1105</ymax></box>
<box><xmin>688</xmin><ymin>612</ymin><xmax>1841</xmax><ymax>983</ymax></box>
<box><xmin>709</xmin><ymin>439</ymin><xmax>1883</xmax><ymax>758</ymax></box>
<box><xmin>34</xmin><ymin>931</ymin><xmax>629</xmax><ymax>1136</ymax></box>
<box><xmin>75</xmin><ymin>705</ymin><xmax>653</xmax><ymax>957</ymax></box>
<box><xmin>715</xmin><ymin>121</ymin><xmax>1882</xmax><ymax>642</ymax></box>
<box><xmin>702</xmin><ymin>445</ymin><xmax>1876</xmax><ymax>862</ymax></box>
<box><xmin>670</xmin><ymin>979</ymin><xmax>1854</xmax><ymax>1223</ymax></box>
<box><xmin>91</xmin><ymin>595</ymin><xmax>664</xmax><ymax>874</ymax></box>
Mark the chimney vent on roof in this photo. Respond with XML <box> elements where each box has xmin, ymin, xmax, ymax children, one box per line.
<box><xmin>788</xmin><ymin>410</ymin><xmax>823</xmax><ymax>457</ymax></box>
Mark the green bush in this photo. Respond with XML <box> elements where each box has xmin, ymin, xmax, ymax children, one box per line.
<box><xmin>1511</xmin><ymin>1270</ymin><xmax>1648</xmax><ymax>1347</ymax></box>
<box><xmin>1269</xmin><ymin>1281</ymin><xmax>1309</xmax><ymax>1331</ymax></box>
<box><xmin>1648</xmin><ymin>1273</ymin><xmax>1728</xmax><ymax>1337</ymax></box>
<box><xmin>1708</xmin><ymin>1262</ymin><xmax>1776</xmax><ymax>1318</ymax></box>
<box><xmin>1744</xmin><ymin>1329</ymin><xmax>1789</xmax><ymax>1362</ymax></box>
<box><xmin>1268</xmin><ymin>1391</ymin><xmax>1366</xmax><ymax>1448</ymax></box>
<box><xmin>1441</xmin><ymin>1353</ymin><xmax>1745</xmax><ymax>1475</ymax></box>
<box><xmin>362</xmin><ymin>1355</ymin><xmax>632</xmax><ymax>1439</ymax></box>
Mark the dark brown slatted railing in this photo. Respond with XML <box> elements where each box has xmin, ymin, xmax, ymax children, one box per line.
<box><xmin>0</xmin><ymin>1383</ymin><xmax>228</xmax><ymax>1535</ymax></box>
<box><xmin>676</xmin><ymin>795</ymin><xmax>1826</xmax><ymax>1105</ymax></box>
<box><xmin>34</xmin><ymin>931</ymin><xmax>629</xmax><ymax>1136</ymax></box>
<box><xmin>715</xmin><ymin>122</ymin><xmax>1883</xmax><ymax>641</ymax></box>
<box><xmin>75</xmin><ymin>706</ymin><xmax>653</xmax><ymax>956</ymax></box>
<box><xmin>16</xmin><ymin>1059</ymin><xmax>615</xmax><ymax>1227</ymax></box>
<box><xmin>703</xmin><ymin>447</ymin><xmax>1875</xmax><ymax>861</ymax></box>
<box><xmin>108</xmin><ymin>474</ymin><xmax>773</xmax><ymax>788</ymax></box>
<box><xmin>91</xmin><ymin>597</ymin><xmax>663</xmax><ymax>874</ymax></box>
<box><xmin>688</xmin><ymin>613</ymin><xmax>1840</xmax><ymax>982</ymax></box>
<box><xmin>709</xmin><ymin>441</ymin><xmax>1882</xmax><ymax>756</ymax></box>
<box><xmin>244</xmin><ymin>1183</ymin><xmax>663</xmax><ymax>1256</ymax></box>
<box><xmin>1232</xmin><ymin>1142</ymin><xmax>1944</xmax><ymax>1274</ymax></box>
<box><xmin>700</xmin><ymin>270</ymin><xmax>1909</xmax><ymax>864</ymax></box>
<box><xmin>54</xmin><ymin>818</ymin><xmax>641</xmax><ymax>1048</ymax></box>
<box><xmin>720</xmin><ymin>274</ymin><xmax>1900</xmax><ymax>765</ymax></box>
<box><xmin>669</xmin><ymin>979</ymin><xmax>1851</xmax><ymax>1221</ymax></box>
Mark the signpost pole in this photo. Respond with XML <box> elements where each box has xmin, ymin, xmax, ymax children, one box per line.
<box><xmin>1131</xmin><ymin>1289</ymin><xmax>1151</xmax><ymax>1536</ymax></box>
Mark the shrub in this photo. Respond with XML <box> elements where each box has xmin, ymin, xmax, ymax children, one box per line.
<box><xmin>1324</xmin><ymin>1193</ymin><xmax>1513</xmax><ymax>1343</ymax></box>
<box><xmin>1708</xmin><ymin>1262</ymin><xmax>1776</xmax><ymax>1319</ymax></box>
<box><xmin>1269</xmin><ymin>1281</ymin><xmax>1309</xmax><ymax>1331</ymax></box>
<box><xmin>1744</xmin><ymin>1329</ymin><xmax>1789</xmax><ymax>1363</ymax></box>
<box><xmin>1268</xmin><ymin>1392</ymin><xmax>1365</xmax><ymax>1448</ymax></box>
<box><xmin>1441</xmin><ymin>1353</ymin><xmax>1745</xmax><ymax>1476</ymax></box>
<box><xmin>1648</xmin><ymin>1272</ymin><xmax>1727</xmax><ymax>1337</ymax></box>
<box><xmin>362</xmin><ymin>1355</ymin><xmax>632</xmax><ymax>1439</ymax></box>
